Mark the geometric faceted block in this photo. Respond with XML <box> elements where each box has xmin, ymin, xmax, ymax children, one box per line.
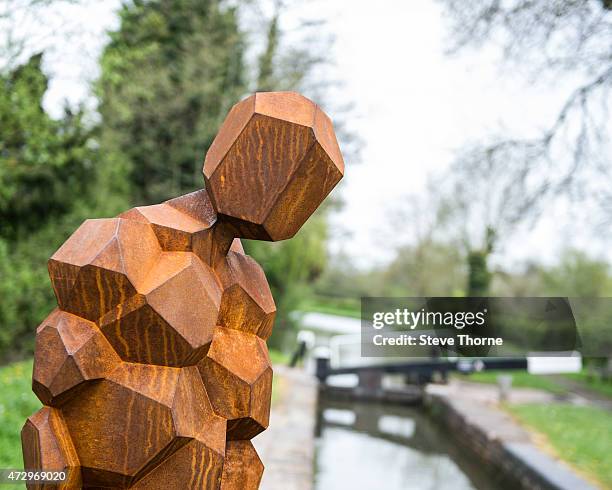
<box><xmin>172</xmin><ymin>366</ymin><xmax>226</xmax><ymax>454</ymax></box>
<box><xmin>59</xmin><ymin>363</ymin><xmax>228</xmax><ymax>488</ymax></box>
<box><xmin>130</xmin><ymin>440</ymin><xmax>224</xmax><ymax>489</ymax></box>
<box><xmin>217</xmin><ymin>251</ymin><xmax>276</xmax><ymax>340</ymax></box>
<box><xmin>167</xmin><ymin>187</ymin><xmax>238</xmax><ymax>267</ymax></box>
<box><xmin>165</xmin><ymin>188</ymin><xmax>217</xmax><ymax>224</ymax></box>
<box><xmin>191</xmin><ymin>221</ymin><xmax>236</xmax><ymax>268</ymax></box>
<box><xmin>97</xmin><ymin>294</ymin><xmax>180</xmax><ymax>366</ymax></box>
<box><xmin>229</xmin><ymin>238</ymin><xmax>245</xmax><ymax>254</ymax></box>
<box><xmin>60</xmin><ymin>363</ymin><xmax>181</xmax><ymax>487</ymax></box>
<box><xmin>98</xmin><ymin>253</ymin><xmax>222</xmax><ymax>366</ymax></box>
<box><xmin>32</xmin><ymin>309</ymin><xmax>121</xmax><ymax>407</ymax></box>
<box><xmin>48</xmin><ymin>218</ymin><xmax>161</xmax><ymax>322</ymax></box>
<box><xmin>21</xmin><ymin>407</ymin><xmax>82</xmax><ymax>489</ymax></box>
<box><xmin>220</xmin><ymin>440</ymin><xmax>264</xmax><ymax>490</ymax></box>
<box><xmin>198</xmin><ymin>328</ymin><xmax>273</xmax><ymax>440</ymax></box>
<box><xmin>130</xmin><ymin>368</ymin><xmax>226</xmax><ymax>489</ymax></box>
<box><xmin>204</xmin><ymin>92</ymin><xmax>345</xmax><ymax>241</ymax></box>
<box><xmin>24</xmin><ymin>92</ymin><xmax>344</xmax><ymax>489</ymax></box>
<box><xmin>120</xmin><ymin>190</ymin><xmax>237</xmax><ymax>268</ymax></box>
<box><xmin>120</xmin><ymin>202</ymin><xmax>212</xmax><ymax>252</ymax></box>
<box><xmin>181</xmin><ymin>189</ymin><xmax>242</xmax><ymax>267</ymax></box>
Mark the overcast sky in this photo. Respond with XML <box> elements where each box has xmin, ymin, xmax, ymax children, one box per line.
<box><xmin>39</xmin><ymin>0</ymin><xmax>610</xmax><ymax>270</ymax></box>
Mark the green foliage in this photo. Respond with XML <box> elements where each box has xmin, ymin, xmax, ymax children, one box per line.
<box><xmin>564</xmin><ymin>370</ymin><xmax>612</xmax><ymax>399</ymax></box>
<box><xmin>256</xmin><ymin>12</ymin><xmax>279</xmax><ymax>92</ymax></box>
<box><xmin>97</xmin><ymin>0</ymin><xmax>248</xmax><ymax>205</ymax></box>
<box><xmin>540</xmin><ymin>249</ymin><xmax>612</xmax><ymax>297</ymax></box>
<box><xmin>0</xmin><ymin>360</ymin><xmax>41</xmax><ymax>468</ymax></box>
<box><xmin>467</xmin><ymin>249</ymin><xmax>491</xmax><ymax>297</ymax></box>
<box><xmin>313</xmin><ymin>240</ymin><xmax>465</xmax><ymax>318</ymax></box>
<box><xmin>244</xmin><ymin>215</ymin><xmax>329</xmax><ymax>348</ymax></box>
<box><xmin>0</xmin><ymin>54</ymin><xmax>94</xmax><ymax>238</ymax></box>
<box><xmin>268</xmin><ymin>348</ymin><xmax>289</xmax><ymax>366</ymax></box>
<box><xmin>461</xmin><ymin>367</ymin><xmax>612</xmax><ymax>400</ymax></box>
<box><xmin>384</xmin><ymin>241</ymin><xmax>465</xmax><ymax>296</ymax></box>
<box><xmin>314</xmin><ymin>254</ymin><xmax>386</xmax><ymax>300</ymax></box>
<box><xmin>0</xmin><ymin>55</ymin><xmax>96</xmax><ymax>361</ymax></box>
<box><xmin>301</xmin><ymin>295</ymin><xmax>361</xmax><ymax>319</ymax></box>
<box><xmin>492</xmin><ymin>249</ymin><xmax>612</xmax><ymax>356</ymax></box>
<box><xmin>0</xmin><ymin>214</ymin><xmax>93</xmax><ymax>361</ymax></box>
<box><xmin>0</xmin><ymin>238</ymin><xmax>51</xmax><ymax>359</ymax></box>
<box><xmin>493</xmin><ymin>249</ymin><xmax>612</xmax><ymax>298</ymax></box>
<box><xmin>507</xmin><ymin>403</ymin><xmax>612</xmax><ymax>488</ymax></box>
<box><xmin>466</xmin><ymin>227</ymin><xmax>495</xmax><ymax>298</ymax></box>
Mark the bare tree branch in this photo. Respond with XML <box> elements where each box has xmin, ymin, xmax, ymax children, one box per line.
<box><xmin>438</xmin><ymin>0</ymin><xmax>612</xmax><ymax>226</ymax></box>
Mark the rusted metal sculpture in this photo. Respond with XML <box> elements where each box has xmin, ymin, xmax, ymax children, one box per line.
<box><xmin>22</xmin><ymin>92</ymin><xmax>344</xmax><ymax>489</ymax></box>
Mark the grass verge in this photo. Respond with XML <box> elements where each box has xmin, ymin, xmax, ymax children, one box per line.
<box><xmin>456</xmin><ymin>370</ymin><xmax>566</xmax><ymax>394</ymax></box>
<box><xmin>506</xmin><ymin>403</ymin><xmax>612</xmax><ymax>488</ymax></box>
<box><xmin>268</xmin><ymin>348</ymin><xmax>289</xmax><ymax>366</ymax></box>
<box><xmin>0</xmin><ymin>359</ymin><xmax>40</xmax><ymax>473</ymax></box>
<box><xmin>300</xmin><ymin>296</ymin><xmax>361</xmax><ymax>319</ymax></box>
<box><xmin>563</xmin><ymin>370</ymin><xmax>612</xmax><ymax>399</ymax></box>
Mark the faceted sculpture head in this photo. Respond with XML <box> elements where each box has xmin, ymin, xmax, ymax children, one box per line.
<box><xmin>203</xmin><ymin>92</ymin><xmax>344</xmax><ymax>241</ymax></box>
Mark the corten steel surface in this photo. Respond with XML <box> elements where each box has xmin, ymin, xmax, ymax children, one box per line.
<box><xmin>21</xmin><ymin>91</ymin><xmax>344</xmax><ymax>489</ymax></box>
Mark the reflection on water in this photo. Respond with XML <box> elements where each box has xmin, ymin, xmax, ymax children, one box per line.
<box><xmin>315</xmin><ymin>398</ymin><xmax>504</xmax><ymax>490</ymax></box>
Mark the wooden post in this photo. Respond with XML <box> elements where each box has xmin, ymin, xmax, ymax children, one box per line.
<box><xmin>22</xmin><ymin>92</ymin><xmax>344</xmax><ymax>489</ymax></box>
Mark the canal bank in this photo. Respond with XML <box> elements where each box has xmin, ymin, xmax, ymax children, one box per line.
<box><xmin>425</xmin><ymin>382</ymin><xmax>599</xmax><ymax>490</ymax></box>
<box><xmin>255</xmin><ymin>366</ymin><xmax>318</xmax><ymax>490</ymax></box>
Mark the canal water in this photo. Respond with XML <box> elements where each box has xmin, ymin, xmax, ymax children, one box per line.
<box><xmin>314</xmin><ymin>397</ymin><xmax>506</xmax><ymax>490</ymax></box>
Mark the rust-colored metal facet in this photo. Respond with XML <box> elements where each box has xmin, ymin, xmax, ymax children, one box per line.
<box><xmin>216</xmin><ymin>251</ymin><xmax>276</xmax><ymax>340</ymax></box>
<box><xmin>22</xmin><ymin>407</ymin><xmax>82</xmax><ymax>489</ymax></box>
<box><xmin>198</xmin><ymin>327</ymin><xmax>273</xmax><ymax>441</ymax></box>
<box><xmin>22</xmin><ymin>92</ymin><xmax>344</xmax><ymax>488</ymax></box>
<box><xmin>220</xmin><ymin>441</ymin><xmax>264</xmax><ymax>490</ymax></box>
<box><xmin>204</xmin><ymin>92</ymin><xmax>344</xmax><ymax>241</ymax></box>
<box><xmin>32</xmin><ymin>309</ymin><xmax>121</xmax><ymax>406</ymax></box>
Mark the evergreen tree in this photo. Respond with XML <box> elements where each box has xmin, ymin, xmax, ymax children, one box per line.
<box><xmin>0</xmin><ymin>54</ymin><xmax>95</xmax><ymax>359</ymax></box>
<box><xmin>97</xmin><ymin>0</ymin><xmax>248</xmax><ymax>205</ymax></box>
<box><xmin>0</xmin><ymin>54</ymin><xmax>93</xmax><ymax>238</ymax></box>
